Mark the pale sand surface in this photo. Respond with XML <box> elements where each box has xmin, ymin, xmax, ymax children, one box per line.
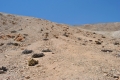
<box><xmin>0</xmin><ymin>13</ymin><xmax>120</xmax><ymax>80</ymax></box>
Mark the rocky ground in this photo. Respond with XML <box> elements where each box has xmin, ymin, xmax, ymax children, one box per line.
<box><xmin>0</xmin><ymin>12</ymin><xmax>120</xmax><ymax>80</ymax></box>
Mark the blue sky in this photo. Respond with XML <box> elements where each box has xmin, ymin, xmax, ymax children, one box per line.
<box><xmin>0</xmin><ymin>0</ymin><xmax>120</xmax><ymax>25</ymax></box>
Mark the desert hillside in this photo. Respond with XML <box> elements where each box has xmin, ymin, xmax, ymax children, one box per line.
<box><xmin>0</xmin><ymin>12</ymin><xmax>120</xmax><ymax>80</ymax></box>
<box><xmin>76</xmin><ymin>23</ymin><xmax>120</xmax><ymax>31</ymax></box>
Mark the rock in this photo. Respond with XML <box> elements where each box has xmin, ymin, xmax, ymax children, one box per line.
<box><xmin>6</xmin><ymin>34</ymin><xmax>14</xmax><ymax>38</ymax></box>
<box><xmin>28</xmin><ymin>59</ymin><xmax>38</xmax><ymax>66</ymax></box>
<box><xmin>14</xmin><ymin>34</ymin><xmax>25</xmax><ymax>42</ymax></box>
<box><xmin>22</xmin><ymin>49</ymin><xmax>33</xmax><ymax>54</ymax></box>
<box><xmin>0</xmin><ymin>35</ymin><xmax>7</xmax><ymax>40</ymax></box>
<box><xmin>32</xmin><ymin>53</ymin><xmax>45</xmax><ymax>58</ymax></box>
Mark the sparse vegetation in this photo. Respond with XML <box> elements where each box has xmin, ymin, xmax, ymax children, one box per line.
<box><xmin>101</xmin><ymin>49</ymin><xmax>113</xmax><ymax>52</ymax></box>
<box><xmin>23</xmin><ymin>34</ymin><xmax>28</xmax><ymax>36</ymax></box>
<box><xmin>11</xmin><ymin>30</ymin><xmax>17</xmax><ymax>33</ymax></box>
<box><xmin>101</xmin><ymin>35</ymin><xmax>106</xmax><ymax>38</ymax></box>
<box><xmin>28</xmin><ymin>59</ymin><xmax>38</xmax><ymax>66</ymax></box>
<box><xmin>42</xmin><ymin>49</ymin><xmax>52</xmax><ymax>52</ymax></box>
<box><xmin>32</xmin><ymin>53</ymin><xmax>45</xmax><ymax>58</ymax></box>
<box><xmin>63</xmin><ymin>32</ymin><xmax>69</xmax><ymax>37</ymax></box>
<box><xmin>1</xmin><ymin>12</ymin><xmax>120</xmax><ymax>80</ymax></box>
<box><xmin>95</xmin><ymin>40</ymin><xmax>102</xmax><ymax>45</ymax></box>
<box><xmin>43</xmin><ymin>32</ymin><xmax>49</xmax><ymax>40</ymax></box>
<box><xmin>7</xmin><ymin>42</ymin><xmax>19</xmax><ymax>46</ymax></box>
<box><xmin>89</xmin><ymin>40</ymin><xmax>92</xmax><ymax>42</ymax></box>
<box><xmin>0</xmin><ymin>43</ymin><xmax>4</xmax><ymax>46</ymax></box>
<box><xmin>22</xmin><ymin>49</ymin><xmax>33</xmax><ymax>54</ymax></box>
<box><xmin>78</xmin><ymin>37</ymin><xmax>81</xmax><ymax>40</ymax></box>
<box><xmin>114</xmin><ymin>42</ymin><xmax>119</xmax><ymax>45</ymax></box>
<box><xmin>0</xmin><ymin>66</ymin><xmax>7</xmax><ymax>74</ymax></box>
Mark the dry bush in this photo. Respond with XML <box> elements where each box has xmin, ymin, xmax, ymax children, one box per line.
<box><xmin>22</xmin><ymin>49</ymin><xmax>33</xmax><ymax>54</ymax></box>
<box><xmin>32</xmin><ymin>53</ymin><xmax>45</xmax><ymax>58</ymax></box>
<box><xmin>28</xmin><ymin>59</ymin><xmax>38</xmax><ymax>66</ymax></box>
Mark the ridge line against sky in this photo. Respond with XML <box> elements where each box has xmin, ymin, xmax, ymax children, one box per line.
<box><xmin>0</xmin><ymin>0</ymin><xmax>120</xmax><ymax>25</ymax></box>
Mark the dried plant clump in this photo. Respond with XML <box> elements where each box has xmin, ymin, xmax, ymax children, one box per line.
<box><xmin>0</xmin><ymin>43</ymin><xmax>4</xmax><ymax>46</ymax></box>
<box><xmin>7</xmin><ymin>42</ymin><xmax>20</xmax><ymax>46</ymax></box>
<box><xmin>43</xmin><ymin>32</ymin><xmax>49</xmax><ymax>41</ymax></box>
<box><xmin>28</xmin><ymin>59</ymin><xmax>38</xmax><ymax>66</ymax></box>
<box><xmin>0</xmin><ymin>66</ymin><xmax>7</xmax><ymax>74</ymax></box>
<box><xmin>95</xmin><ymin>40</ymin><xmax>103</xmax><ymax>45</ymax></box>
<box><xmin>11</xmin><ymin>30</ymin><xmax>17</xmax><ymax>33</ymax></box>
<box><xmin>32</xmin><ymin>53</ymin><xmax>45</xmax><ymax>58</ymax></box>
<box><xmin>42</xmin><ymin>49</ymin><xmax>52</xmax><ymax>52</ymax></box>
<box><xmin>89</xmin><ymin>40</ymin><xmax>93</xmax><ymax>42</ymax></box>
<box><xmin>22</xmin><ymin>49</ymin><xmax>33</xmax><ymax>54</ymax></box>
<box><xmin>63</xmin><ymin>32</ymin><xmax>69</xmax><ymax>37</ymax></box>
<box><xmin>114</xmin><ymin>42</ymin><xmax>119</xmax><ymax>45</ymax></box>
<box><xmin>78</xmin><ymin>38</ymin><xmax>81</xmax><ymax>40</ymax></box>
<box><xmin>53</xmin><ymin>35</ymin><xmax>58</xmax><ymax>39</ymax></box>
<box><xmin>23</xmin><ymin>34</ymin><xmax>28</xmax><ymax>36</ymax></box>
<box><xmin>101</xmin><ymin>35</ymin><xmax>106</xmax><ymax>38</ymax></box>
<box><xmin>101</xmin><ymin>49</ymin><xmax>113</xmax><ymax>52</ymax></box>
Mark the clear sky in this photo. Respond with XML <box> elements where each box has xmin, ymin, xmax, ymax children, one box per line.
<box><xmin>0</xmin><ymin>0</ymin><xmax>120</xmax><ymax>25</ymax></box>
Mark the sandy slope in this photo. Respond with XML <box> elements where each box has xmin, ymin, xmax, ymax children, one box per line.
<box><xmin>0</xmin><ymin>12</ymin><xmax>120</xmax><ymax>80</ymax></box>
